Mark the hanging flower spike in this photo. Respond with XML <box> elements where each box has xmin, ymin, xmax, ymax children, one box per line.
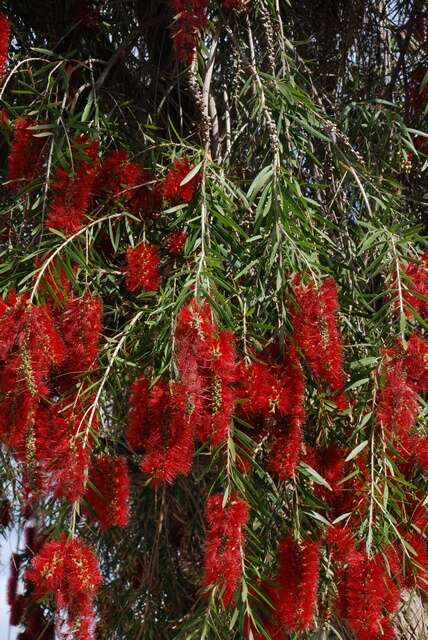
<box><xmin>0</xmin><ymin>13</ymin><xmax>10</xmax><ymax>79</ymax></box>
<box><xmin>399</xmin><ymin>250</ymin><xmax>428</xmax><ymax>322</ymax></box>
<box><xmin>85</xmin><ymin>454</ymin><xmax>129</xmax><ymax>529</ymax></box>
<box><xmin>34</xmin><ymin>394</ymin><xmax>98</xmax><ymax>502</ymax></box>
<box><xmin>376</xmin><ymin>333</ymin><xmax>427</xmax><ymax>440</ymax></box>
<box><xmin>203</xmin><ymin>493</ymin><xmax>249</xmax><ymax>606</ymax></box>
<box><xmin>128</xmin><ymin>376</ymin><xmax>194</xmax><ymax>485</ymax></box>
<box><xmin>26</xmin><ymin>534</ymin><xmax>101</xmax><ymax>640</ymax></box>
<box><xmin>276</xmin><ymin>536</ymin><xmax>320</xmax><ymax>632</ymax></box>
<box><xmin>140</xmin><ymin>381</ymin><xmax>194</xmax><ymax>484</ymax></box>
<box><xmin>0</xmin><ymin>295</ymin><xmax>65</xmax><ymax>452</ymax></box>
<box><xmin>46</xmin><ymin>137</ymin><xmax>99</xmax><ymax>236</ymax></box>
<box><xmin>334</xmin><ymin>547</ymin><xmax>401</xmax><ymax>640</ymax></box>
<box><xmin>162</xmin><ymin>157</ymin><xmax>201</xmax><ymax>203</ymax></box>
<box><xmin>95</xmin><ymin>150</ymin><xmax>141</xmax><ymax>201</ymax></box>
<box><xmin>168</xmin><ymin>1</ymin><xmax>208</xmax><ymax>64</ymax></box>
<box><xmin>166</xmin><ymin>230</ymin><xmax>187</xmax><ymax>255</ymax></box>
<box><xmin>59</xmin><ymin>293</ymin><xmax>103</xmax><ymax>376</ymax></box>
<box><xmin>203</xmin><ymin>330</ymin><xmax>238</xmax><ymax>445</ymax></box>
<box><xmin>291</xmin><ymin>276</ymin><xmax>348</xmax><ymax>408</ymax></box>
<box><xmin>7</xmin><ymin>117</ymin><xmax>47</xmax><ymax>190</ymax></box>
<box><xmin>124</xmin><ymin>241</ymin><xmax>161</xmax><ymax>293</ymax></box>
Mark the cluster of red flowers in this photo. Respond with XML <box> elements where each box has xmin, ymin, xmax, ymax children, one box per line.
<box><xmin>0</xmin><ymin>283</ymin><xmax>104</xmax><ymax>503</ymax></box>
<box><xmin>95</xmin><ymin>149</ymin><xmax>162</xmax><ymax>216</ymax></box>
<box><xmin>46</xmin><ymin>136</ymin><xmax>100</xmax><ymax>235</ymax></box>
<box><xmin>244</xmin><ymin>535</ymin><xmax>320</xmax><ymax>638</ymax></box>
<box><xmin>166</xmin><ymin>230</ymin><xmax>187</xmax><ymax>255</ymax></box>
<box><xmin>409</xmin><ymin>66</ymin><xmax>428</xmax><ymax>111</ymax></box>
<box><xmin>127</xmin><ymin>375</ymin><xmax>194</xmax><ymax>484</ymax></box>
<box><xmin>202</xmin><ymin>493</ymin><xmax>249</xmax><ymax>605</ymax></box>
<box><xmin>162</xmin><ymin>157</ymin><xmax>201</xmax><ymax>203</ymax></box>
<box><xmin>276</xmin><ymin>536</ymin><xmax>320</xmax><ymax>632</ymax></box>
<box><xmin>176</xmin><ymin>299</ymin><xmax>238</xmax><ymax>445</ymax></box>
<box><xmin>240</xmin><ymin>341</ymin><xmax>306</xmax><ymax>479</ymax></box>
<box><xmin>290</xmin><ymin>276</ymin><xmax>348</xmax><ymax>409</ymax></box>
<box><xmin>0</xmin><ymin>13</ymin><xmax>10</xmax><ymax>78</ymax></box>
<box><xmin>328</xmin><ymin>526</ymin><xmax>401</xmax><ymax>640</ymax></box>
<box><xmin>85</xmin><ymin>454</ymin><xmax>130</xmax><ymax>529</ymax></box>
<box><xmin>7</xmin><ymin>117</ymin><xmax>47</xmax><ymax>191</ymax></box>
<box><xmin>59</xmin><ymin>292</ymin><xmax>103</xmax><ymax>375</ymax></box>
<box><xmin>32</xmin><ymin>397</ymin><xmax>98</xmax><ymax>502</ymax></box>
<box><xmin>168</xmin><ymin>1</ymin><xmax>208</xmax><ymax>64</ymax></box>
<box><xmin>26</xmin><ymin>534</ymin><xmax>101</xmax><ymax>640</ymax></box>
<box><xmin>376</xmin><ymin>333</ymin><xmax>427</xmax><ymax>441</ymax></box>
<box><xmin>124</xmin><ymin>241</ymin><xmax>161</xmax><ymax>293</ymax></box>
<box><xmin>0</xmin><ymin>292</ymin><xmax>65</xmax><ymax>454</ymax></box>
<box><xmin>401</xmin><ymin>250</ymin><xmax>428</xmax><ymax>321</ymax></box>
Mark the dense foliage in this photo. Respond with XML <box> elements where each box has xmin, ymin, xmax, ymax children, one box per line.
<box><xmin>0</xmin><ymin>1</ymin><xmax>427</xmax><ymax>639</ymax></box>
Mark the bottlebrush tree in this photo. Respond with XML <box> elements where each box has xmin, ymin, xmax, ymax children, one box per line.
<box><xmin>0</xmin><ymin>1</ymin><xmax>427</xmax><ymax>639</ymax></box>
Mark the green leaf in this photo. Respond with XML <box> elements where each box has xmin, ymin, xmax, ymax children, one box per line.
<box><xmin>345</xmin><ymin>440</ymin><xmax>369</xmax><ymax>462</ymax></box>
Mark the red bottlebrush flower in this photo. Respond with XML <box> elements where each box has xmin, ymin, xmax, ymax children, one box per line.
<box><xmin>414</xmin><ymin>434</ymin><xmax>428</xmax><ymax>471</ymax></box>
<box><xmin>409</xmin><ymin>66</ymin><xmax>428</xmax><ymax>111</ymax></box>
<box><xmin>95</xmin><ymin>150</ymin><xmax>141</xmax><ymax>201</ymax></box>
<box><xmin>166</xmin><ymin>230</ymin><xmax>187</xmax><ymax>255</ymax></box>
<box><xmin>127</xmin><ymin>375</ymin><xmax>194</xmax><ymax>484</ymax></box>
<box><xmin>0</xmin><ymin>14</ymin><xmax>11</xmax><ymax>79</ymax></box>
<box><xmin>168</xmin><ymin>1</ymin><xmax>208</xmax><ymax>64</ymax></box>
<box><xmin>203</xmin><ymin>493</ymin><xmax>249</xmax><ymax>606</ymax></box>
<box><xmin>276</xmin><ymin>536</ymin><xmax>320</xmax><ymax>632</ymax></box>
<box><xmin>175</xmin><ymin>301</ymin><xmax>238</xmax><ymax>445</ymax></box>
<box><xmin>404</xmin><ymin>332</ymin><xmax>428</xmax><ymax>392</ymax></box>
<box><xmin>290</xmin><ymin>276</ymin><xmax>348</xmax><ymax>408</ymax></box>
<box><xmin>326</xmin><ymin>525</ymin><xmax>355</xmax><ymax>564</ymax></box>
<box><xmin>124</xmin><ymin>241</ymin><xmax>161</xmax><ymax>293</ymax></box>
<box><xmin>334</xmin><ymin>548</ymin><xmax>401</xmax><ymax>640</ymax></box>
<box><xmin>0</xmin><ymin>294</ymin><xmax>65</xmax><ymax>450</ymax></box>
<box><xmin>26</xmin><ymin>534</ymin><xmax>101</xmax><ymax>640</ymax></box>
<box><xmin>140</xmin><ymin>381</ymin><xmax>194</xmax><ymax>484</ymax></box>
<box><xmin>400</xmin><ymin>250</ymin><xmax>428</xmax><ymax>322</ymax></box>
<box><xmin>33</xmin><ymin>396</ymin><xmax>98</xmax><ymax>502</ymax></box>
<box><xmin>404</xmin><ymin>531</ymin><xmax>428</xmax><ymax>594</ymax></box>
<box><xmin>239</xmin><ymin>341</ymin><xmax>306</xmax><ymax>478</ymax></box>
<box><xmin>162</xmin><ymin>157</ymin><xmax>201</xmax><ymax>203</ymax></box>
<box><xmin>7</xmin><ymin>117</ymin><xmax>47</xmax><ymax>190</ymax></box>
<box><xmin>59</xmin><ymin>293</ymin><xmax>103</xmax><ymax>375</ymax></box>
<box><xmin>268</xmin><ymin>423</ymin><xmax>302</xmax><ymax>481</ymax></box>
<box><xmin>176</xmin><ymin>298</ymin><xmax>216</xmax><ymax>344</ymax></box>
<box><xmin>202</xmin><ymin>330</ymin><xmax>238</xmax><ymax>444</ymax></box>
<box><xmin>376</xmin><ymin>333</ymin><xmax>427</xmax><ymax>440</ymax></box>
<box><xmin>46</xmin><ymin>137</ymin><xmax>99</xmax><ymax>236</ymax></box>
<box><xmin>85</xmin><ymin>454</ymin><xmax>129</xmax><ymax>529</ymax></box>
